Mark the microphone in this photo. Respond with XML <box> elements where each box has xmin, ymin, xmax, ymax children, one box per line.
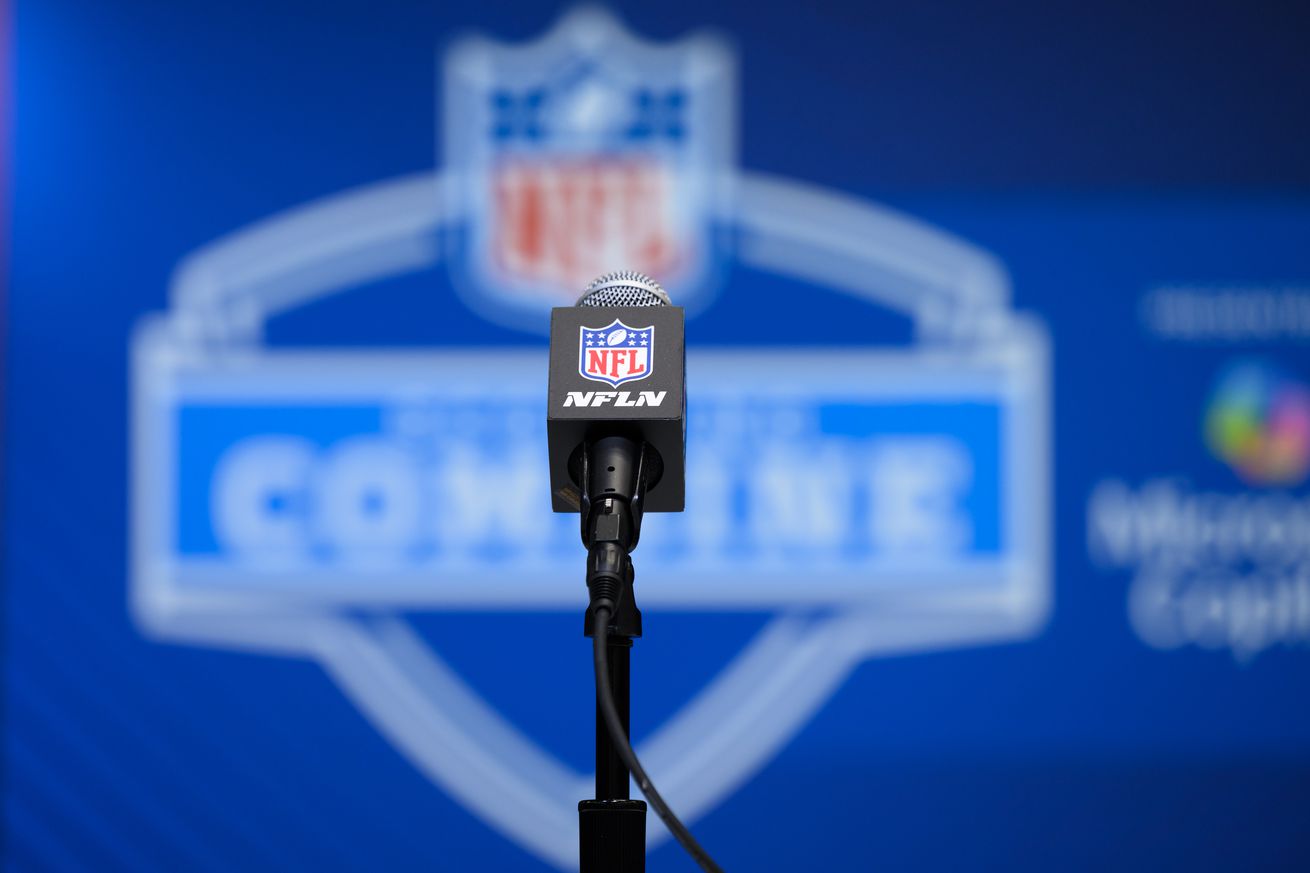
<box><xmin>548</xmin><ymin>274</ymin><xmax>721</xmax><ymax>873</ymax></box>
<box><xmin>547</xmin><ymin>271</ymin><xmax>686</xmax><ymax>559</ymax></box>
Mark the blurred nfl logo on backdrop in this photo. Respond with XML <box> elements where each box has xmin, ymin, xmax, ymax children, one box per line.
<box><xmin>131</xmin><ymin>7</ymin><xmax>1051</xmax><ymax>868</ymax></box>
<box><xmin>443</xmin><ymin>8</ymin><xmax>732</xmax><ymax>325</ymax></box>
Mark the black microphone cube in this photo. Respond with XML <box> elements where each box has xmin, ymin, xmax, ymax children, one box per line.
<box><xmin>547</xmin><ymin>305</ymin><xmax>685</xmax><ymax>513</ymax></box>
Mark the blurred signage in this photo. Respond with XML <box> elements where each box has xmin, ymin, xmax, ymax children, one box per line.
<box><xmin>443</xmin><ymin>11</ymin><xmax>732</xmax><ymax>328</ymax></box>
<box><xmin>1088</xmin><ymin>359</ymin><xmax>1310</xmax><ymax>664</ymax></box>
<box><xmin>131</xmin><ymin>8</ymin><xmax>1050</xmax><ymax>868</ymax></box>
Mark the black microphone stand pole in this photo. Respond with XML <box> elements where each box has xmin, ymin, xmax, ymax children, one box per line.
<box><xmin>579</xmin><ymin>560</ymin><xmax>645</xmax><ymax>872</ymax></box>
<box><xmin>577</xmin><ymin>436</ymin><xmax>654</xmax><ymax>873</ymax></box>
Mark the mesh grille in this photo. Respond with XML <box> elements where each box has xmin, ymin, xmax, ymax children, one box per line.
<box><xmin>577</xmin><ymin>271</ymin><xmax>671</xmax><ymax>307</ymax></box>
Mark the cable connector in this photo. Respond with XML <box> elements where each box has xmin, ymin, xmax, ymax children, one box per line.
<box><xmin>576</xmin><ymin>435</ymin><xmax>661</xmax><ymax>554</ymax></box>
<box><xmin>585</xmin><ymin>541</ymin><xmax>641</xmax><ymax>639</ymax></box>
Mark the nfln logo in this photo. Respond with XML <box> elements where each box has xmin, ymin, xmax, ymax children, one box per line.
<box><xmin>563</xmin><ymin>390</ymin><xmax>668</xmax><ymax>408</ymax></box>
<box><xmin>579</xmin><ymin>319</ymin><xmax>654</xmax><ymax>387</ymax></box>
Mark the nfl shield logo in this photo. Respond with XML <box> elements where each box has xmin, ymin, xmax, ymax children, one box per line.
<box><xmin>443</xmin><ymin>8</ymin><xmax>734</xmax><ymax>328</ymax></box>
<box><xmin>579</xmin><ymin>319</ymin><xmax>655</xmax><ymax>386</ymax></box>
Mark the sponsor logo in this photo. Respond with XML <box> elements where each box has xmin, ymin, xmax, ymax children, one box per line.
<box><xmin>1089</xmin><ymin>359</ymin><xmax>1310</xmax><ymax>662</ymax></box>
<box><xmin>1088</xmin><ymin>478</ymin><xmax>1310</xmax><ymax>662</ymax></box>
<box><xmin>1205</xmin><ymin>360</ymin><xmax>1310</xmax><ymax>487</ymax></box>
<box><xmin>579</xmin><ymin>319</ymin><xmax>654</xmax><ymax>386</ymax></box>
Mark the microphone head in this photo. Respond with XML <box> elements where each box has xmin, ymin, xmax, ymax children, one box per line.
<box><xmin>577</xmin><ymin>271</ymin><xmax>671</xmax><ymax>308</ymax></box>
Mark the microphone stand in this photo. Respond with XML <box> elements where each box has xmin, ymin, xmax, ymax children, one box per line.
<box><xmin>576</xmin><ymin>436</ymin><xmax>654</xmax><ymax>873</ymax></box>
<box><xmin>579</xmin><ymin>557</ymin><xmax>645</xmax><ymax>872</ymax></box>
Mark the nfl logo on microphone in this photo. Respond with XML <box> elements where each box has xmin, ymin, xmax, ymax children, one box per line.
<box><xmin>580</xmin><ymin>321</ymin><xmax>655</xmax><ymax>386</ymax></box>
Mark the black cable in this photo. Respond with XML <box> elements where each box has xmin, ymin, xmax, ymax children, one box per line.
<box><xmin>592</xmin><ymin>606</ymin><xmax>725</xmax><ymax>873</ymax></box>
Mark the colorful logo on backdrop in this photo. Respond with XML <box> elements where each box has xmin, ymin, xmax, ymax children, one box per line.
<box><xmin>1205</xmin><ymin>360</ymin><xmax>1310</xmax><ymax>487</ymax></box>
<box><xmin>1088</xmin><ymin>358</ymin><xmax>1310</xmax><ymax>663</ymax></box>
<box><xmin>580</xmin><ymin>320</ymin><xmax>654</xmax><ymax>386</ymax></box>
<box><xmin>131</xmin><ymin>8</ymin><xmax>1050</xmax><ymax>870</ymax></box>
<box><xmin>443</xmin><ymin>9</ymin><xmax>733</xmax><ymax>328</ymax></box>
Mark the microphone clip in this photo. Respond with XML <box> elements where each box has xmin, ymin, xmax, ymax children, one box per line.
<box><xmin>576</xmin><ymin>435</ymin><xmax>661</xmax><ymax>553</ymax></box>
<box><xmin>578</xmin><ymin>435</ymin><xmax>655</xmax><ymax>639</ymax></box>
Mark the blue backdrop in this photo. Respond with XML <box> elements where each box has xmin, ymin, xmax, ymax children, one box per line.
<box><xmin>8</xmin><ymin>1</ymin><xmax>1310</xmax><ymax>871</ymax></box>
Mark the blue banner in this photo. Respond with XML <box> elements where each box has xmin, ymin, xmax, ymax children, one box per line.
<box><xmin>8</xmin><ymin>2</ymin><xmax>1310</xmax><ymax>871</ymax></box>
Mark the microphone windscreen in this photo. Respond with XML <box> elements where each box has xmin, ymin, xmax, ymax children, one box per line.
<box><xmin>577</xmin><ymin>271</ymin><xmax>671</xmax><ymax>308</ymax></box>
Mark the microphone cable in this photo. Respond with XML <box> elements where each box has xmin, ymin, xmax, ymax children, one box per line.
<box><xmin>591</xmin><ymin>606</ymin><xmax>725</xmax><ymax>873</ymax></box>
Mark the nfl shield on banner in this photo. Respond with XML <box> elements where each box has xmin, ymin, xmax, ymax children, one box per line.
<box><xmin>442</xmin><ymin>8</ymin><xmax>733</xmax><ymax>328</ymax></box>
